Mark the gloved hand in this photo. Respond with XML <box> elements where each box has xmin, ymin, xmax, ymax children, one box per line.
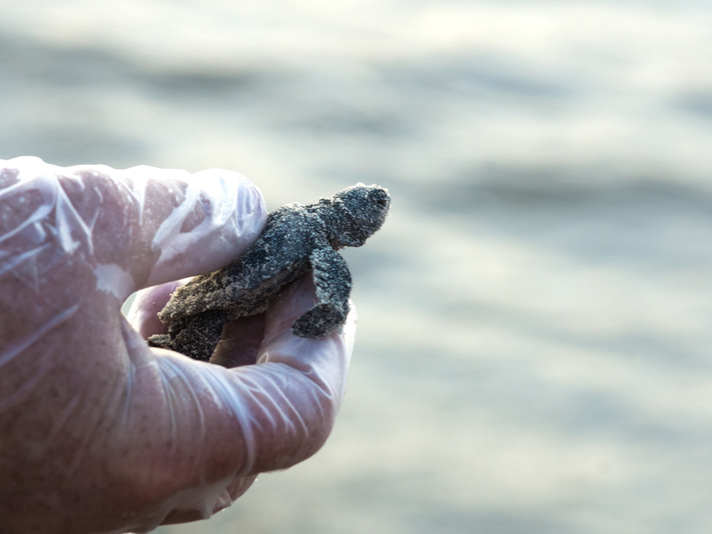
<box><xmin>0</xmin><ymin>157</ymin><xmax>355</xmax><ymax>534</ymax></box>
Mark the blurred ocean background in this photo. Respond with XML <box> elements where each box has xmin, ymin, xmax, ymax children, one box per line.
<box><xmin>2</xmin><ymin>1</ymin><xmax>712</xmax><ymax>532</ymax></box>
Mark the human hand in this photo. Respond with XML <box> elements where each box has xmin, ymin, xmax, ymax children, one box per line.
<box><xmin>0</xmin><ymin>157</ymin><xmax>355</xmax><ymax>534</ymax></box>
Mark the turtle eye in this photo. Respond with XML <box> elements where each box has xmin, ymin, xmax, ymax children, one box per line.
<box><xmin>370</xmin><ymin>189</ymin><xmax>389</xmax><ymax>207</ymax></box>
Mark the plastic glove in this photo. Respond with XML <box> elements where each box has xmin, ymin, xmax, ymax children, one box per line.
<box><xmin>0</xmin><ymin>157</ymin><xmax>355</xmax><ymax>534</ymax></box>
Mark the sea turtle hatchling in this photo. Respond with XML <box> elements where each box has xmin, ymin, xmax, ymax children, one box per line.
<box><xmin>148</xmin><ymin>183</ymin><xmax>391</xmax><ymax>362</ymax></box>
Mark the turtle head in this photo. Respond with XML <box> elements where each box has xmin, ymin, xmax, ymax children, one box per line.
<box><xmin>326</xmin><ymin>183</ymin><xmax>391</xmax><ymax>248</ymax></box>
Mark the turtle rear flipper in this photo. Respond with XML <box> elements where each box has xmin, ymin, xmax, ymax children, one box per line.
<box><xmin>148</xmin><ymin>309</ymin><xmax>231</xmax><ymax>362</ymax></box>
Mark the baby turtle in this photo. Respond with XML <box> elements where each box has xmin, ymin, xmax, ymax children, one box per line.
<box><xmin>148</xmin><ymin>183</ymin><xmax>391</xmax><ymax>361</ymax></box>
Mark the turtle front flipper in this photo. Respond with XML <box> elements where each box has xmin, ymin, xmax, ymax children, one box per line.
<box><xmin>291</xmin><ymin>247</ymin><xmax>352</xmax><ymax>338</ymax></box>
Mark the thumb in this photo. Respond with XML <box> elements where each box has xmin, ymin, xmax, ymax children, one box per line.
<box><xmin>0</xmin><ymin>157</ymin><xmax>266</xmax><ymax>303</ymax></box>
<box><xmin>131</xmin><ymin>165</ymin><xmax>267</xmax><ymax>288</ymax></box>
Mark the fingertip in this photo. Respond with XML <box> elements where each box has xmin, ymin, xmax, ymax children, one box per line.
<box><xmin>145</xmin><ymin>169</ymin><xmax>267</xmax><ymax>287</ymax></box>
<box><xmin>261</xmin><ymin>276</ymin><xmax>358</xmax><ymax>350</ymax></box>
<box><xmin>209</xmin><ymin>314</ymin><xmax>266</xmax><ymax>369</ymax></box>
<box><xmin>0</xmin><ymin>159</ymin><xmax>268</xmax><ymax>300</ymax></box>
<box><xmin>262</xmin><ymin>275</ymin><xmax>320</xmax><ymax>344</ymax></box>
<box><xmin>256</xmin><ymin>277</ymin><xmax>356</xmax><ymax>406</ymax></box>
<box><xmin>340</xmin><ymin>301</ymin><xmax>358</xmax><ymax>362</ymax></box>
